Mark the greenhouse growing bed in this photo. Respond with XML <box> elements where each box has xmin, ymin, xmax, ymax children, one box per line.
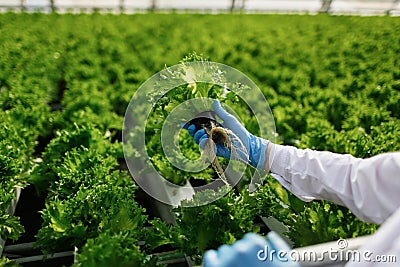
<box><xmin>0</xmin><ymin>13</ymin><xmax>399</xmax><ymax>266</ymax></box>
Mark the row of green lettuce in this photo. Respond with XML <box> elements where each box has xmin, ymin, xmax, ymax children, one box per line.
<box><xmin>0</xmin><ymin>20</ymin><xmax>57</xmax><ymax>265</ymax></box>
<box><xmin>0</xmin><ymin>13</ymin><xmax>399</xmax><ymax>266</ymax></box>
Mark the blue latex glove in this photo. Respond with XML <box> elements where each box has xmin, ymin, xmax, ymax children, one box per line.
<box><xmin>185</xmin><ymin>100</ymin><xmax>269</xmax><ymax>170</ymax></box>
<box><xmin>203</xmin><ymin>232</ymin><xmax>300</xmax><ymax>267</ymax></box>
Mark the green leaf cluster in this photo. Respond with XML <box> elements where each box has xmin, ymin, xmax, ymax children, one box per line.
<box><xmin>72</xmin><ymin>231</ymin><xmax>159</xmax><ymax>267</ymax></box>
<box><xmin>147</xmin><ymin>186</ymin><xmax>259</xmax><ymax>264</ymax></box>
<box><xmin>32</xmin><ymin>124</ymin><xmax>151</xmax><ymax>266</ymax></box>
<box><xmin>144</xmin><ymin>52</ymin><xmax>247</xmax><ymax>185</ymax></box>
<box><xmin>0</xmin><ymin>256</ymin><xmax>20</xmax><ymax>267</ymax></box>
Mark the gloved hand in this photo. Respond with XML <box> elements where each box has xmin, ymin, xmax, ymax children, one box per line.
<box><xmin>203</xmin><ymin>232</ymin><xmax>300</xmax><ymax>267</ymax></box>
<box><xmin>185</xmin><ymin>100</ymin><xmax>270</xmax><ymax>170</ymax></box>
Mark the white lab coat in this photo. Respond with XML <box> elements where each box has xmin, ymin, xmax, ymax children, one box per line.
<box><xmin>268</xmin><ymin>144</ymin><xmax>400</xmax><ymax>266</ymax></box>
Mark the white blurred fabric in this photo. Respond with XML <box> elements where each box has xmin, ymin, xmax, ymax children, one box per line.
<box><xmin>269</xmin><ymin>143</ymin><xmax>400</xmax><ymax>266</ymax></box>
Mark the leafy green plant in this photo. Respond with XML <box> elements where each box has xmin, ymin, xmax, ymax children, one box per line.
<box><xmin>35</xmin><ymin>153</ymin><xmax>146</xmax><ymax>254</ymax></box>
<box><xmin>0</xmin><ymin>257</ymin><xmax>20</xmax><ymax>267</ymax></box>
<box><xmin>73</xmin><ymin>231</ymin><xmax>160</xmax><ymax>267</ymax></box>
<box><xmin>145</xmin><ymin>52</ymin><xmax>256</xmax><ymax>186</ymax></box>
<box><xmin>28</xmin><ymin>123</ymin><xmax>122</xmax><ymax>191</ymax></box>
<box><xmin>148</xmin><ymin>186</ymin><xmax>259</xmax><ymax>264</ymax></box>
<box><xmin>0</xmin><ymin>211</ymin><xmax>24</xmax><ymax>243</ymax></box>
<box><xmin>32</xmin><ymin>120</ymin><xmax>151</xmax><ymax>264</ymax></box>
<box><xmin>0</xmin><ymin>119</ymin><xmax>30</xmax><ymax>243</ymax></box>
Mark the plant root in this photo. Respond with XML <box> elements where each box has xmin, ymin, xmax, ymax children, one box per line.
<box><xmin>201</xmin><ymin>126</ymin><xmax>249</xmax><ymax>186</ymax></box>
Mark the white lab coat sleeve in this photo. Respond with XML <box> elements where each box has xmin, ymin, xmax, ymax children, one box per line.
<box><xmin>268</xmin><ymin>143</ymin><xmax>400</xmax><ymax>224</ymax></box>
<box><xmin>345</xmin><ymin>207</ymin><xmax>400</xmax><ymax>267</ymax></box>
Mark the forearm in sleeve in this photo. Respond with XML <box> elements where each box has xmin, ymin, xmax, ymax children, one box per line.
<box><xmin>267</xmin><ymin>143</ymin><xmax>400</xmax><ymax>224</ymax></box>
